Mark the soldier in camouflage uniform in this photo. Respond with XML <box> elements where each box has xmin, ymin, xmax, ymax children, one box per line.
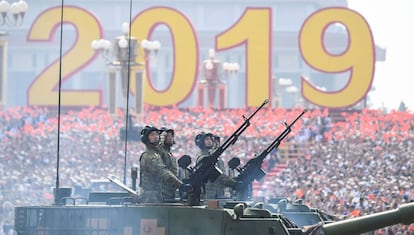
<box><xmin>139</xmin><ymin>125</ymin><xmax>183</xmax><ymax>203</ymax></box>
<box><xmin>158</xmin><ymin>127</ymin><xmax>179</xmax><ymax>202</ymax></box>
<box><xmin>195</xmin><ymin>132</ymin><xmax>236</xmax><ymax>200</ymax></box>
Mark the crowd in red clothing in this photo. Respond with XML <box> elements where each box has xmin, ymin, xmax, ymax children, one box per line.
<box><xmin>0</xmin><ymin>105</ymin><xmax>413</xmax><ymax>234</ymax></box>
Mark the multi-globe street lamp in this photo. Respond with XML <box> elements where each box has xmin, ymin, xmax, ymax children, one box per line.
<box><xmin>91</xmin><ymin>22</ymin><xmax>160</xmax><ymax>117</ymax></box>
<box><xmin>0</xmin><ymin>0</ymin><xmax>28</xmax><ymax>26</ymax></box>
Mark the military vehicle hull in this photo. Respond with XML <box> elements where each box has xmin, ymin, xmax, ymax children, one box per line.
<box><xmin>15</xmin><ymin>201</ymin><xmax>414</xmax><ymax>235</ymax></box>
<box><xmin>15</xmin><ymin>204</ymin><xmax>293</xmax><ymax>235</ymax></box>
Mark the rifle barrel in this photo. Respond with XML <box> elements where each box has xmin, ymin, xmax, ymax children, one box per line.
<box><xmin>233</xmin><ymin>109</ymin><xmax>308</xmax><ymax>201</ymax></box>
<box><xmin>219</xmin><ymin>99</ymin><xmax>269</xmax><ymax>151</ymax></box>
<box><xmin>188</xmin><ymin>99</ymin><xmax>268</xmax><ymax>205</ymax></box>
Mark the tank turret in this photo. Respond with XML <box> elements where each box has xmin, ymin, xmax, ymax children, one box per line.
<box><xmin>265</xmin><ymin>198</ymin><xmax>336</xmax><ymax>227</ymax></box>
<box><xmin>321</xmin><ymin>202</ymin><xmax>414</xmax><ymax>235</ymax></box>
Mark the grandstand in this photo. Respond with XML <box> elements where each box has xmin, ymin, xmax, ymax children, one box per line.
<box><xmin>1</xmin><ymin>105</ymin><xmax>414</xmax><ymax>233</ymax></box>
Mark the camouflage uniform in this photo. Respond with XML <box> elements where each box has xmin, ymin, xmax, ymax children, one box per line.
<box><xmin>159</xmin><ymin>144</ymin><xmax>179</xmax><ymax>201</ymax></box>
<box><xmin>140</xmin><ymin>145</ymin><xmax>182</xmax><ymax>203</ymax></box>
<box><xmin>196</xmin><ymin>149</ymin><xmax>235</xmax><ymax>199</ymax></box>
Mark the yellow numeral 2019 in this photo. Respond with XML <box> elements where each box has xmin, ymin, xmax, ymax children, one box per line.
<box><xmin>27</xmin><ymin>6</ymin><xmax>374</xmax><ymax>108</ymax></box>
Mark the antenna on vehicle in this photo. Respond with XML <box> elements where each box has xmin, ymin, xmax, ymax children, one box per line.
<box><xmin>119</xmin><ymin>0</ymin><xmax>136</xmax><ymax>185</ymax></box>
<box><xmin>53</xmin><ymin>0</ymin><xmax>66</xmax><ymax>205</ymax></box>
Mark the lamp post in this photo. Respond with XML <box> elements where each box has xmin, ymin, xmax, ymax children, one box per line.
<box><xmin>272</xmin><ymin>77</ymin><xmax>293</xmax><ymax>108</ymax></box>
<box><xmin>198</xmin><ymin>49</ymin><xmax>239</xmax><ymax>109</ymax></box>
<box><xmin>286</xmin><ymin>85</ymin><xmax>299</xmax><ymax>108</ymax></box>
<box><xmin>91</xmin><ymin>22</ymin><xmax>160</xmax><ymax>118</ymax></box>
<box><xmin>0</xmin><ymin>31</ymin><xmax>6</xmax><ymax>111</ymax></box>
<box><xmin>0</xmin><ymin>0</ymin><xmax>28</xmax><ymax>110</ymax></box>
<box><xmin>222</xmin><ymin>61</ymin><xmax>240</xmax><ymax>107</ymax></box>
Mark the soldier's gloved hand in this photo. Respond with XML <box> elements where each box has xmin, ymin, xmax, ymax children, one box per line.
<box><xmin>159</xmin><ymin>131</ymin><xmax>167</xmax><ymax>145</ymax></box>
<box><xmin>179</xmin><ymin>183</ymin><xmax>193</xmax><ymax>193</ymax></box>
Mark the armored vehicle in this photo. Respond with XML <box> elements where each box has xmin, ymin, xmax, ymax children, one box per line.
<box><xmin>14</xmin><ymin>198</ymin><xmax>414</xmax><ymax>235</ymax></box>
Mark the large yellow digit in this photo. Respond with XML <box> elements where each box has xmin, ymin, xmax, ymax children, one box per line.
<box><xmin>216</xmin><ymin>8</ymin><xmax>271</xmax><ymax>107</ymax></box>
<box><xmin>27</xmin><ymin>6</ymin><xmax>102</xmax><ymax>107</ymax></box>
<box><xmin>131</xmin><ymin>7</ymin><xmax>198</xmax><ymax>106</ymax></box>
<box><xmin>300</xmin><ymin>7</ymin><xmax>375</xmax><ymax>108</ymax></box>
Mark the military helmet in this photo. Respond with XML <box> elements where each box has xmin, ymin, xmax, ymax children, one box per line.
<box><xmin>140</xmin><ymin>125</ymin><xmax>159</xmax><ymax>144</ymax></box>
<box><xmin>195</xmin><ymin>132</ymin><xmax>213</xmax><ymax>149</ymax></box>
<box><xmin>159</xmin><ymin>127</ymin><xmax>174</xmax><ymax>137</ymax></box>
<box><xmin>159</xmin><ymin>127</ymin><xmax>175</xmax><ymax>145</ymax></box>
<box><xmin>212</xmin><ymin>134</ymin><xmax>220</xmax><ymax>143</ymax></box>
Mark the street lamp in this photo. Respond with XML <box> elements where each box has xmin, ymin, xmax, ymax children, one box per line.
<box><xmin>0</xmin><ymin>0</ymin><xmax>28</xmax><ymax>110</ymax></box>
<box><xmin>0</xmin><ymin>0</ymin><xmax>28</xmax><ymax>26</ymax></box>
<box><xmin>91</xmin><ymin>22</ymin><xmax>160</xmax><ymax>116</ymax></box>
<box><xmin>198</xmin><ymin>49</ymin><xmax>239</xmax><ymax>109</ymax></box>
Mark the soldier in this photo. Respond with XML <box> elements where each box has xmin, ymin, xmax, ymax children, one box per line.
<box><xmin>195</xmin><ymin>132</ymin><xmax>236</xmax><ymax>200</ymax></box>
<box><xmin>158</xmin><ymin>127</ymin><xmax>179</xmax><ymax>201</ymax></box>
<box><xmin>139</xmin><ymin>125</ymin><xmax>183</xmax><ymax>203</ymax></box>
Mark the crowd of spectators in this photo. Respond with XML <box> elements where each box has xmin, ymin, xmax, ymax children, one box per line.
<box><xmin>0</xmin><ymin>105</ymin><xmax>413</xmax><ymax>234</ymax></box>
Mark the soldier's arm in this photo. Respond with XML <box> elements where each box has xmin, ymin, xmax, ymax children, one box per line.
<box><xmin>142</xmin><ymin>153</ymin><xmax>182</xmax><ymax>188</ymax></box>
<box><xmin>171</xmin><ymin>156</ymin><xmax>178</xmax><ymax>175</ymax></box>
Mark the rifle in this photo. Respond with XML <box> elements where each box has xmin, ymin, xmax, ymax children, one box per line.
<box><xmin>187</xmin><ymin>99</ymin><xmax>268</xmax><ymax>206</ymax></box>
<box><xmin>233</xmin><ymin>109</ymin><xmax>307</xmax><ymax>201</ymax></box>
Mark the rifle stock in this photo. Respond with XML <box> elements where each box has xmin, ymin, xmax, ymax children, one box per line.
<box><xmin>233</xmin><ymin>109</ymin><xmax>307</xmax><ymax>201</ymax></box>
<box><xmin>187</xmin><ymin>99</ymin><xmax>268</xmax><ymax>206</ymax></box>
